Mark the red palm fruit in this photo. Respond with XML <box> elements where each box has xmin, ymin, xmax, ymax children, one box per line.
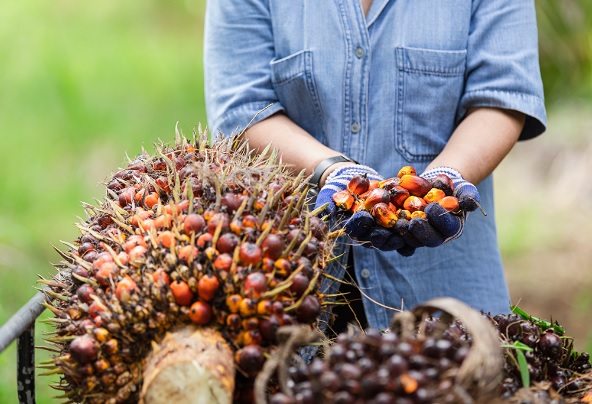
<box><xmin>118</xmin><ymin>188</ymin><xmax>136</xmax><ymax>208</ymax></box>
<box><xmin>226</xmin><ymin>294</ymin><xmax>243</xmax><ymax>313</ymax></box>
<box><xmin>128</xmin><ymin>245</ymin><xmax>147</xmax><ymax>265</ymax></box>
<box><xmin>239</xmin><ymin>242</ymin><xmax>262</xmax><ymax>266</ymax></box>
<box><xmin>155</xmin><ymin>176</ymin><xmax>170</xmax><ymax>193</ymax></box>
<box><xmin>371</xmin><ymin>202</ymin><xmax>398</xmax><ymax>228</ymax></box>
<box><xmin>388</xmin><ymin>186</ymin><xmax>410</xmax><ymax>208</ymax></box>
<box><xmin>183</xmin><ymin>213</ymin><xmax>206</xmax><ymax>235</ymax></box>
<box><xmin>259</xmin><ymin>314</ymin><xmax>281</xmax><ymax>344</ymax></box>
<box><xmin>236</xmin><ymin>344</ymin><xmax>265</xmax><ymax>377</ymax></box>
<box><xmin>77</xmin><ymin>284</ymin><xmax>95</xmax><ymax>304</ymax></box>
<box><xmin>213</xmin><ymin>253</ymin><xmax>233</xmax><ymax>272</ymax></box>
<box><xmin>95</xmin><ymin>262</ymin><xmax>119</xmax><ymax>287</ymax></box>
<box><xmin>88</xmin><ymin>301</ymin><xmax>106</xmax><ymax>319</ymax></box>
<box><xmin>289</xmin><ymin>272</ymin><xmax>311</xmax><ymax>298</ymax></box>
<box><xmin>152</xmin><ymin>268</ymin><xmax>170</xmax><ymax>285</ymax></box>
<box><xmin>378</xmin><ymin>177</ymin><xmax>400</xmax><ymax>191</ymax></box>
<box><xmin>403</xmin><ymin>196</ymin><xmax>427</xmax><ymax>213</ymax></box>
<box><xmin>397</xmin><ymin>165</ymin><xmax>417</xmax><ymax>178</ymax></box>
<box><xmin>362</xmin><ymin>187</ymin><xmax>390</xmax><ymax>210</ymax></box>
<box><xmin>156</xmin><ymin>231</ymin><xmax>175</xmax><ymax>248</ymax></box>
<box><xmin>144</xmin><ymin>192</ymin><xmax>159</xmax><ymax>209</ymax></box>
<box><xmin>69</xmin><ymin>335</ymin><xmax>100</xmax><ymax>364</ymax></box>
<box><xmin>347</xmin><ymin>173</ymin><xmax>370</xmax><ymax>196</ymax></box>
<box><xmin>332</xmin><ymin>189</ymin><xmax>354</xmax><ymax>211</ymax></box>
<box><xmin>439</xmin><ymin>196</ymin><xmax>460</xmax><ymax>212</ymax></box>
<box><xmin>154</xmin><ymin>213</ymin><xmax>174</xmax><ymax>229</ymax></box>
<box><xmin>296</xmin><ymin>295</ymin><xmax>321</xmax><ymax>323</ymax></box>
<box><xmin>220</xmin><ymin>192</ymin><xmax>244</xmax><ymax>213</ymax></box>
<box><xmin>170</xmin><ymin>280</ymin><xmax>193</xmax><ymax>306</ymax></box>
<box><xmin>176</xmin><ymin>199</ymin><xmax>190</xmax><ymax>212</ymax></box>
<box><xmin>92</xmin><ymin>251</ymin><xmax>114</xmax><ymax>270</ymax></box>
<box><xmin>196</xmin><ymin>232</ymin><xmax>213</xmax><ymax>248</ymax></box>
<box><xmin>430</xmin><ymin>173</ymin><xmax>455</xmax><ymax>196</ymax></box>
<box><xmin>207</xmin><ymin>212</ymin><xmax>230</xmax><ymax>235</ymax></box>
<box><xmin>243</xmin><ymin>272</ymin><xmax>268</xmax><ymax>299</ymax></box>
<box><xmin>399</xmin><ymin>174</ymin><xmax>432</xmax><ymax>197</ymax></box>
<box><xmin>423</xmin><ymin>188</ymin><xmax>446</xmax><ymax>203</ymax></box>
<box><xmin>116</xmin><ymin>251</ymin><xmax>129</xmax><ymax>266</ymax></box>
<box><xmin>368</xmin><ymin>179</ymin><xmax>380</xmax><ymax>191</ymax></box>
<box><xmin>410</xmin><ymin>210</ymin><xmax>426</xmax><ymax>220</ymax></box>
<box><xmin>115</xmin><ymin>276</ymin><xmax>138</xmax><ymax>303</ymax></box>
<box><xmin>178</xmin><ymin>245</ymin><xmax>198</xmax><ymax>262</ymax></box>
<box><xmin>216</xmin><ymin>232</ymin><xmax>240</xmax><ymax>254</ymax></box>
<box><xmin>188</xmin><ymin>301</ymin><xmax>212</xmax><ymax>325</ymax></box>
<box><xmin>261</xmin><ymin>233</ymin><xmax>285</xmax><ymax>260</ymax></box>
<box><xmin>197</xmin><ymin>274</ymin><xmax>220</xmax><ymax>301</ymax></box>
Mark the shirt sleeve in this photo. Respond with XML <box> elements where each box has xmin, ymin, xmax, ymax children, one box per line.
<box><xmin>460</xmin><ymin>0</ymin><xmax>547</xmax><ymax>140</ymax></box>
<box><xmin>203</xmin><ymin>0</ymin><xmax>283</xmax><ymax>137</ymax></box>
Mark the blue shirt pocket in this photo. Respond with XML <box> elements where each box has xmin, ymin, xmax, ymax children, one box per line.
<box><xmin>270</xmin><ymin>50</ymin><xmax>326</xmax><ymax>141</ymax></box>
<box><xmin>395</xmin><ymin>47</ymin><xmax>467</xmax><ymax>161</ymax></box>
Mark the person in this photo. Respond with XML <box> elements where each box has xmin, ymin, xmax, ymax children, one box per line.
<box><xmin>203</xmin><ymin>0</ymin><xmax>547</xmax><ymax>331</ymax></box>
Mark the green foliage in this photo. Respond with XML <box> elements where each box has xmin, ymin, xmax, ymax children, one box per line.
<box><xmin>536</xmin><ymin>0</ymin><xmax>592</xmax><ymax>105</ymax></box>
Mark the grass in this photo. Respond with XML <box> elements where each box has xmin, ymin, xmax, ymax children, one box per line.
<box><xmin>0</xmin><ymin>1</ymin><xmax>591</xmax><ymax>403</ymax></box>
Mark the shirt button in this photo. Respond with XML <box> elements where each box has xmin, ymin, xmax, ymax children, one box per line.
<box><xmin>360</xmin><ymin>268</ymin><xmax>370</xmax><ymax>279</ymax></box>
<box><xmin>351</xmin><ymin>122</ymin><xmax>360</xmax><ymax>133</ymax></box>
<box><xmin>355</xmin><ymin>47</ymin><xmax>365</xmax><ymax>58</ymax></box>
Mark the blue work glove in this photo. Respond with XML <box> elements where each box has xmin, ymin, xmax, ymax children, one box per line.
<box><xmin>314</xmin><ymin>165</ymin><xmax>405</xmax><ymax>251</ymax></box>
<box><xmin>406</xmin><ymin>166</ymin><xmax>481</xmax><ymax>248</ymax></box>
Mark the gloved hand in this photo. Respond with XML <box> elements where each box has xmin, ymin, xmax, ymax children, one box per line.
<box><xmin>406</xmin><ymin>166</ymin><xmax>481</xmax><ymax>248</ymax></box>
<box><xmin>313</xmin><ymin>165</ymin><xmax>405</xmax><ymax>251</ymax></box>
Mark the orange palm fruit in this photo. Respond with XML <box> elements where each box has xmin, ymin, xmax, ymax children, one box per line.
<box><xmin>226</xmin><ymin>294</ymin><xmax>243</xmax><ymax>313</ymax></box>
<box><xmin>410</xmin><ymin>210</ymin><xmax>426</xmax><ymax>220</ymax></box>
<box><xmin>403</xmin><ymin>196</ymin><xmax>427</xmax><ymax>213</ymax></box>
<box><xmin>362</xmin><ymin>187</ymin><xmax>390</xmax><ymax>210</ymax></box>
<box><xmin>399</xmin><ymin>175</ymin><xmax>432</xmax><ymax>197</ymax></box>
<box><xmin>197</xmin><ymin>274</ymin><xmax>220</xmax><ymax>301</ymax></box>
<box><xmin>170</xmin><ymin>280</ymin><xmax>192</xmax><ymax>306</ymax></box>
<box><xmin>423</xmin><ymin>188</ymin><xmax>446</xmax><ymax>203</ymax></box>
<box><xmin>115</xmin><ymin>276</ymin><xmax>138</xmax><ymax>303</ymax></box>
<box><xmin>439</xmin><ymin>196</ymin><xmax>460</xmax><ymax>212</ymax></box>
<box><xmin>397</xmin><ymin>166</ymin><xmax>417</xmax><ymax>178</ymax></box>
<box><xmin>368</xmin><ymin>179</ymin><xmax>380</xmax><ymax>192</ymax></box>
<box><xmin>388</xmin><ymin>185</ymin><xmax>410</xmax><ymax>208</ymax></box>
<box><xmin>332</xmin><ymin>189</ymin><xmax>355</xmax><ymax>211</ymax></box>
<box><xmin>370</xmin><ymin>202</ymin><xmax>398</xmax><ymax>228</ymax></box>
<box><xmin>347</xmin><ymin>173</ymin><xmax>370</xmax><ymax>196</ymax></box>
<box><xmin>188</xmin><ymin>301</ymin><xmax>212</xmax><ymax>325</ymax></box>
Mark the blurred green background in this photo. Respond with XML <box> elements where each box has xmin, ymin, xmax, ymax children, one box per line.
<box><xmin>0</xmin><ymin>1</ymin><xmax>590</xmax><ymax>402</ymax></box>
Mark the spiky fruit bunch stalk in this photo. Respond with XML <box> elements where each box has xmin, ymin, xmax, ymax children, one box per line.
<box><xmin>39</xmin><ymin>127</ymin><xmax>334</xmax><ymax>403</ymax></box>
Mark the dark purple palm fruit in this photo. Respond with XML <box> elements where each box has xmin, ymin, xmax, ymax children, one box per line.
<box><xmin>537</xmin><ymin>329</ymin><xmax>563</xmax><ymax>361</ymax></box>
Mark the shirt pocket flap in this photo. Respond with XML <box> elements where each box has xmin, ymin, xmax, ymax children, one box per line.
<box><xmin>270</xmin><ymin>50</ymin><xmax>312</xmax><ymax>84</ymax></box>
<box><xmin>396</xmin><ymin>47</ymin><xmax>466</xmax><ymax>76</ymax></box>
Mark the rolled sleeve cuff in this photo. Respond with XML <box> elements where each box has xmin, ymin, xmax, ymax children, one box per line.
<box><xmin>458</xmin><ymin>89</ymin><xmax>547</xmax><ymax>141</ymax></box>
<box><xmin>210</xmin><ymin>101</ymin><xmax>285</xmax><ymax>137</ymax></box>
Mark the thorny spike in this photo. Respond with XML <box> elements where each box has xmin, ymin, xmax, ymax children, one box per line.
<box><xmin>71</xmin><ymin>271</ymin><xmax>99</xmax><ymax>287</ymax></box>
<box><xmin>255</xmin><ymin>218</ymin><xmax>275</xmax><ymax>246</ymax></box>
<box><xmin>277</xmin><ymin>192</ymin><xmax>298</xmax><ymax>231</ymax></box>
<box><xmin>36</xmin><ymin>345</ymin><xmax>62</xmax><ymax>353</ymax></box>
<box><xmin>41</xmin><ymin>302</ymin><xmax>67</xmax><ymax>318</ymax></box>
<box><xmin>40</xmin><ymin>288</ymin><xmax>69</xmax><ymax>302</ymax></box>
<box><xmin>293</xmin><ymin>230</ymin><xmax>313</xmax><ymax>261</ymax></box>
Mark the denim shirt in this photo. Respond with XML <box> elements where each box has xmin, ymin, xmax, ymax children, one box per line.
<box><xmin>204</xmin><ymin>0</ymin><xmax>547</xmax><ymax>328</ymax></box>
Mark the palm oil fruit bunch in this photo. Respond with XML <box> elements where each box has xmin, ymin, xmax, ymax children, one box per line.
<box><xmin>490</xmin><ymin>311</ymin><xmax>592</xmax><ymax>401</ymax></box>
<box><xmin>39</xmin><ymin>128</ymin><xmax>333</xmax><ymax>403</ymax></box>
<box><xmin>332</xmin><ymin>165</ymin><xmax>460</xmax><ymax>228</ymax></box>
<box><xmin>269</xmin><ymin>322</ymin><xmax>474</xmax><ymax>404</ymax></box>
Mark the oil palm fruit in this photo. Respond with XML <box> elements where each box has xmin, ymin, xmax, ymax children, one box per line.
<box><xmin>39</xmin><ymin>128</ymin><xmax>334</xmax><ymax>403</ymax></box>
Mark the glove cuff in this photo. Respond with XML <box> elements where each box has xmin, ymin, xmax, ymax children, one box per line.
<box><xmin>421</xmin><ymin>166</ymin><xmax>463</xmax><ymax>181</ymax></box>
<box><xmin>325</xmin><ymin>164</ymin><xmax>381</xmax><ymax>183</ymax></box>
